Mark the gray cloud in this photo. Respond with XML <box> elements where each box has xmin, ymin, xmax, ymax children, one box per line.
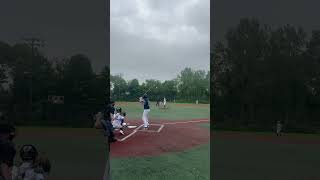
<box><xmin>0</xmin><ymin>0</ymin><xmax>108</xmax><ymax>72</ymax></box>
<box><xmin>110</xmin><ymin>0</ymin><xmax>210</xmax><ymax>82</ymax></box>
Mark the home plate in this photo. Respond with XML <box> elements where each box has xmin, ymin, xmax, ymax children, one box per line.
<box><xmin>128</xmin><ymin>125</ymin><xmax>137</xmax><ymax>128</ymax></box>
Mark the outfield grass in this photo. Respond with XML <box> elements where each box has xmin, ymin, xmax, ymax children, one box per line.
<box><xmin>212</xmin><ymin>131</ymin><xmax>320</xmax><ymax>180</ymax></box>
<box><xmin>199</xmin><ymin>123</ymin><xmax>210</xmax><ymax>129</ymax></box>
<box><xmin>116</xmin><ymin>102</ymin><xmax>210</xmax><ymax>120</ymax></box>
<box><xmin>111</xmin><ymin>143</ymin><xmax>210</xmax><ymax>180</ymax></box>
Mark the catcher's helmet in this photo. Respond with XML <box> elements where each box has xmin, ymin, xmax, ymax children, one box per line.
<box><xmin>20</xmin><ymin>144</ymin><xmax>38</xmax><ymax>161</ymax></box>
<box><xmin>143</xmin><ymin>94</ymin><xmax>148</xmax><ymax>99</ymax></box>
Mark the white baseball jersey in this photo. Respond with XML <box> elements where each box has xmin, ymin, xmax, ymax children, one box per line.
<box><xmin>276</xmin><ymin>123</ymin><xmax>282</xmax><ymax>133</ymax></box>
<box><xmin>112</xmin><ymin>113</ymin><xmax>124</xmax><ymax>128</ymax></box>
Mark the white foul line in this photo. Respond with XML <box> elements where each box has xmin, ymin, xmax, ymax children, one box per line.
<box><xmin>137</xmin><ymin>124</ymin><xmax>165</xmax><ymax>133</ymax></box>
<box><xmin>117</xmin><ymin>119</ymin><xmax>208</xmax><ymax>141</ymax></box>
<box><xmin>163</xmin><ymin>119</ymin><xmax>209</xmax><ymax>125</ymax></box>
<box><xmin>157</xmin><ymin>124</ymin><xmax>164</xmax><ymax>132</ymax></box>
<box><xmin>117</xmin><ymin>124</ymin><xmax>144</xmax><ymax>142</ymax></box>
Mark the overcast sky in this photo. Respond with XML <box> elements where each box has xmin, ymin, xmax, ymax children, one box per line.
<box><xmin>1</xmin><ymin>0</ymin><xmax>320</xmax><ymax>83</ymax></box>
<box><xmin>110</xmin><ymin>0</ymin><xmax>210</xmax><ymax>82</ymax></box>
<box><xmin>0</xmin><ymin>0</ymin><xmax>108</xmax><ymax>72</ymax></box>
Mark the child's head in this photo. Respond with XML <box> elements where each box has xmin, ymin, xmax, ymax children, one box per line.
<box><xmin>116</xmin><ymin>107</ymin><xmax>122</xmax><ymax>113</ymax></box>
<box><xmin>35</xmin><ymin>155</ymin><xmax>51</xmax><ymax>174</ymax></box>
<box><xmin>122</xmin><ymin>112</ymin><xmax>126</xmax><ymax>117</ymax></box>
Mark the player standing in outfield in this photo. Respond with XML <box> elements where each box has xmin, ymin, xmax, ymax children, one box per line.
<box><xmin>276</xmin><ymin>120</ymin><xmax>282</xmax><ymax>136</ymax></box>
<box><xmin>163</xmin><ymin>97</ymin><xmax>167</xmax><ymax>108</ymax></box>
<box><xmin>156</xmin><ymin>97</ymin><xmax>160</xmax><ymax>107</ymax></box>
<box><xmin>141</xmin><ymin>94</ymin><xmax>150</xmax><ymax>130</ymax></box>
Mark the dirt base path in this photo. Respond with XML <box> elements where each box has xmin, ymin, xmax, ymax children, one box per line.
<box><xmin>110</xmin><ymin>119</ymin><xmax>210</xmax><ymax>158</ymax></box>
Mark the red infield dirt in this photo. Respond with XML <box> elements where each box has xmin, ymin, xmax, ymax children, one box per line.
<box><xmin>110</xmin><ymin>119</ymin><xmax>210</xmax><ymax>158</ymax></box>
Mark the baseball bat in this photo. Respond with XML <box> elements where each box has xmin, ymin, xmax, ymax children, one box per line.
<box><xmin>144</xmin><ymin>84</ymin><xmax>157</xmax><ymax>95</ymax></box>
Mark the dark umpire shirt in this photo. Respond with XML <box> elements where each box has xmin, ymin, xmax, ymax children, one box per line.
<box><xmin>101</xmin><ymin>104</ymin><xmax>115</xmax><ymax>138</ymax></box>
<box><xmin>104</xmin><ymin>104</ymin><xmax>115</xmax><ymax>121</ymax></box>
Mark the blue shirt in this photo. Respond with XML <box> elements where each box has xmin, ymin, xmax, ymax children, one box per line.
<box><xmin>143</xmin><ymin>98</ymin><xmax>150</xmax><ymax>110</ymax></box>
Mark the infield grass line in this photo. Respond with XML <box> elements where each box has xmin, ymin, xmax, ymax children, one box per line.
<box><xmin>118</xmin><ymin>120</ymin><xmax>209</xmax><ymax>141</ymax></box>
<box><xmin>163</xmin><ymin>119</ymin><xmax>209</xmax><ymax>125</ymax></box>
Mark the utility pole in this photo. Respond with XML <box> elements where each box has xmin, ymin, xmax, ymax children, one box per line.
<box><xmin>21</xmin><ymin>37</ymin><xmax>45</xmax><ymax>109</ymax></box>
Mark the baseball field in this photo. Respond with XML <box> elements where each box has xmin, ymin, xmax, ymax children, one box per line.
<box><xmin>12</xmin><ymin>102</ymin><xmax>320</xmax><ymax>180</ymax></box>
<box><xmin>13</xmin><ymin>102</ymin><xmax>211</xmax><ymax>180</ymax></box>
<box><xmin>212</xmin><ymin>131</ymin><xmax>320</xmax><ymax>180</ymax></box>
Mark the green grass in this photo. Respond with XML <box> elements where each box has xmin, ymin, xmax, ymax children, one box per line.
<box><xmin>12</xmin><ymin>102</ymin><xmax>210</xmax><ymax>179</ymax></box>
<box><xmin>14</xmin><ymin>128</ymin><xmax>107</xmax><ymax>179</ymax></box>
<box><xmin>109</xmin><ymin>102</ymin><xmax>210</xmax><ymax>180</ymax></box>
<box><xmin>199</xmin><ymin>123</ymin><xmax>210</xmax><ymax>129</ymax></box>
<box><xmin>116</xmin><ymin>102</ymin><xmax>210</xmax><ymax>120</ymax></box>
<box><xmin>111</xmin><ymin>143</ymin><xmax>210</xmax><ymax>180</ymax></box>
<box><xmin>212</xmin><ymin>131</ymin><xmax>320</xmax><ymax>180</ymax></box>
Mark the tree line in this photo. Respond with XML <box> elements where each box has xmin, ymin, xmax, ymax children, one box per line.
<box><xmin>111</xmin><ymin>67</ymin><xmax>210</xmax><ymax>103</ymax></box>
<box><xmin>212</xmin><ymin>18</ymin><xmax>320</xmax><ymax>133</ymax></box>
<box><xmin>0</xmin><ymin>40</ymin><xmax>210</xmax><ymax>127</ymax></box>
<box><xmin>0</xmin><ymin>41</ymin><xmax>109</xmax><ymax>126</ymax></box>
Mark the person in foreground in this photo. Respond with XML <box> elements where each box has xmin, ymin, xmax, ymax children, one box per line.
<box><xmin>12</xmin><ymin>144</ymin><xmax>51</xmax><ymax>180</ymax></box>
<box><xmin>94</xmin><ymin>101</ymin><xmax>119</xmax><ymax>180</ymax></box>
<box><xmin>0</xmin><ymin>124</ymin><xmax>16</xmax><ymax>180</ymax></box>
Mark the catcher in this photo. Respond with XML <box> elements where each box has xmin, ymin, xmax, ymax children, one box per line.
<box><xmin>112</xmin><ymin>108</ymin><xmax>128</xmax><ymax>135</ymax></box>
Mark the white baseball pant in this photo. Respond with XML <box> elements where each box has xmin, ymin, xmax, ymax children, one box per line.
<box><xmin>142</xmin><ymin>109</ymin><xmax>150</xmax><ymax>128</ymax></box>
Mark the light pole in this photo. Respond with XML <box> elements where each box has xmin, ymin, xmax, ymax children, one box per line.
<box><xmin>23</xmin><ymin>71</ymin><xmax>32</xmax><ymax>107</ymax></box>
<box><xmin>22</xmin><ymin>37</ymin><xmax>45</xmax><ymax>112</ymax></box>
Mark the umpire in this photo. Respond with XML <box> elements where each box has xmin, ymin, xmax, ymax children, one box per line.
<box><xmin>0</xmin><ymin>124</ymin><xmax>16</xmax><ymax>180</ymax></box>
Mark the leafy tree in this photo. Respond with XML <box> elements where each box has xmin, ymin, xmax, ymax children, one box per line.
<box><xmin>110</xmin><ymin>74</ymin><xmax>127</xmax><ymax>101</ymax></box>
